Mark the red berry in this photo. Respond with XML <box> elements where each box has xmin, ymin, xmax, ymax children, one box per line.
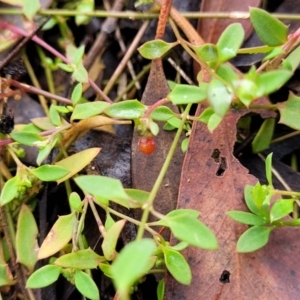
<box><xmin>138</xmin><ymin>137</ymin><xmax>156</xmax><ymax>155</ymax></box>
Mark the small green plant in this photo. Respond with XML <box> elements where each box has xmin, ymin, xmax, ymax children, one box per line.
<box><xmin>1</xmin><ymin>4</ymin><xmax>300</xmax><ymax>300</ymax></box>
<box><xmin>227</xmin><ymin>153</ymin><xmax>300</xmax><ymax>252</ymax></box>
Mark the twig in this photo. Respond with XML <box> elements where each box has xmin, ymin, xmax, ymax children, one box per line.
<box><xmin>84</xmin><ymin>0</ymin><xmax>125</xmax><ymax>70</ymax></box>
<box><xmin>103</xmin><ymin>20</ymin><xmax>149</xmax><ymax>96</ymax></box>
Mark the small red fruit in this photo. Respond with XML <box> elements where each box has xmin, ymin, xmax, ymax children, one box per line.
<box><xmin>138</xmin><ymin>136</ymin><xmax>156</xmax><ymax>155</ymax></box>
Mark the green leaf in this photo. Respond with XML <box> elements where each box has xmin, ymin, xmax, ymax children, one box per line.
<box><xmin>66</xmin><ymin>44</ymin><xmax>84</xmax><ymax>65</ymax></box>
<box><xmin>75</xmin><ymin>175</ymin><xmax>131</xmax><ymax>207</ymax></box>
<box><xmin>150</xmin><ymin>106</ymin><xmax>175</xmax><ymax>121</ymax></box>
<box><xmin>164</xmin><ymin>209</ymin><xmax>200</xmax><ymax>219</ymax></box>
<box><xmin>30</xmin><ymin>165</ymin><xmax>69</xmax><ymax>182</ymax></box>
<box><xmin>207</xmin><ymin>113</ymin><xmax>223</xmax><ymax>132</ymax></box>
<box><xmin>49</xmin><ymin>105</ymin><xmax>61</xmax><ymax>126</ymax></box>
<box><xmin>69</xmin><ymin>192</ymin><xmax>82</xmax><ymax>211</ymax></box>
<box><xmin>270</xmin><ymin>199</ymin><xmax>294</xmax><ymax>223</ymax></box>
<box><xmin>16</xmin><ymin>204</ymin><xmax>38</xmax><ymax>273</ymax></box>
<box><xmin>181</xmin><ymin>138</ymin><xmax>189</xmax><ymax>153</ymax></box>
<box><xmin>251</xmin><ymin>183</ymin><xmax>271</xmax><ymax>214</ymax></box>
<box><xmin>207</xmin><ymin>79</ymin><xmax>232</xmax><ymax>117</ymax></box>
<box><xmin>217</xmin><ymin>23</ymin><xmax>245</xmax><ymax>62</ymax></box>
<box><xmin>54</xmin><ymin>249</ymin><xmax>104</xmax><ymax>269</ymax></box>
<box><xmin>71</xmin><ymin>101</ymin><xmax>109</xmax><ymax>121</ymax></box>
<box><xmin>104</xmin><ymin>100</ymin><xmax>146</xmax><ymax>119</ymax></box>
<box><xmin>71</xmin><ymin>82</ymin><xmax>83</xmax><ymax>105</ymax></box>
<box><xmin>233</xmin><ymin>79</ymin><xmax>258</xmax><ymax>107</ymax></box>
<box><xmin>38</xmin><ymin>212</ymin><xmax>75</xmax><ymax>259</ymax></box>
<box><xmin>197</xmin><ymin>107</ymin><xmax>214</xmax><ymax>123</ymax></box>
<box><xmin>53</xmin><ymin>105</ymin><xmax>70</xmax><ymax>114</ymax></box>
<box><xmin>237</xmin><ymin>226</ymin><xmax>273</xmax><ymax>252</ymax></box>
<box><xmin>216</xmin><ymin>64</ymin><xmax>238</xmax><ymax>83</ymax></box>
<box><xmin>102</xmin><ymin>220</ymin><xmax>126</xmax><ymax>261</ymax></box>
<box><xmin>281</xmin><ymin>218</ymin><xmax>300</xmax><ymax>226</ymax></box>
<box><xmin>26</xmin><ymin>265</ymin><xmax>61</xmax><ymax>288</ymax></box>
<box><xmin>170</xmin><ymin>241</ymin><xmax>189</xmax><ymax>251</ymax></box>
<box><xmin>265</xmin><ymin>153</ymin><xmax>273</xmax><ymax>187</ymax></box>
<box><xmin>252</xmin><ymin>118</ymin><xmax>275</xmax><ymax>153</ymax></box>
<box><xmin>166</xmin><ymin>116</ymin><xmax>182</xmax><ymax>129</ymax></box>
<box><xmin>75</xmin><ymin>0</ymin><xmax>94</xmax><ymax>26</ymax></box>
<box><xmin>262</xmin><ymin>47</ymin><xmax>284</xmax><ymax>62</ymax></box>
<box><xmin>0</xmin><ymin>176</ymin><xmax>22</xmax><ymax>206</ymax></box>
<box><xmin>157</xmin><ymin>214</ymin><xmax>218</xmax><ymax>250</ymax></box>
<box><xmin>55</xmin><ymin>148</ymin><xmax>101</xmax><ymax>184</ymax></box>
<box><xmin>138</xmin><ymin>39</ymin><xmax>177</xmax><ymax>59</ymax></box>
<box><xmin>168</xmin><ymin>84</ymin><xmax>207</xmax><ymax>105</ymax></box>
<box><xmin>124</xmin><ymin>188</ymin><xmax>149</xmax><ymax>208</ymax></box>
<box><xmin>250</xmin><ymin>7</ymin><xmax>288</xmax><ymax>46</ymax></box>
<box><xmin>149</xmin><ymin>120</ymin><xmax>159</xmax><ymax>136</ymax></box>
<box><xmin>278</xmin><ymin>92</ymin><xmax>300</xmax><ymax>130</ymax></box>
<box><xmin>111</xmin><ymin>239</ymin><xmax>156</xmax><ymax>297</ymax></box>
<box><xmin>74</xmin><ymin>270</ymin><xmax>100</xmax><ymax>300</ymax></box>
<box><xmin>157</xmin><ymin>279</ymin><xmax>165</xmax><ymax>300</ymax></box>
<box><xmin>72</xmin><ymin>63</ymin><xmax>89</xmax><ymax>83</ymax></box>
<box><xmin>36</xmin><ymin>135</ymin><xmax>59</xmax><ymax>165</ymax></box>
<box><xmin>23</xmin><ymin>0</ymin><xmax>40</xmax><ymax>20</ymax></box>
<box><xmin>226</xmin><ymin>211</ymin><xmax>267</xmax><ymax>225</ymax></box>
<box><xmin>57</xmin><ymin>62</ymin><xmax>74</xmax><ymax>73</ymax></box>
<box><xmin>282</xmin><ymin>45</ymin><xmax>300</xmax><ymax>72</ymax></box>
<box><xmin>10</xmin><ymin>131</ymin><xmax>43</xmax><ymax>146</ymax></box>
<box><xmin>105</xmin><ymin>213</ymin><xmax>115</xmax><ymax>230</ymax></box>
<box><xmin>193</xmin><ymin>44</ymin><xmax>219</xmax><ymax>67</ymax></box>
<box><xmin>163</xmin><ymin>247</ymin><xmax>191</xmax><ymax>285</ymax></box>
<box><xmin>0</xmin><ymin>264</ymin><xmax>15</xmax><ymax>286</ymax></box>
<box><xmin>256</xmin><ymin>70</ymin><xmax>292</xmax><ymax>96</ymax></box>
<box><xmin>244</xmin><ymin>185</ymin><xmax>261</xmax><ymax>215</ymax></box>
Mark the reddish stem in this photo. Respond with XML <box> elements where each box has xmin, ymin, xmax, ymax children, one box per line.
<box><xmin>144</xmin><ymin>97</ymin><xmax>170</xmax><ymax>118</ymax></box>
<box><xmin>0</xmin><ymin>20</ymin><xmax>112</xmax><ymax>103</ymax></box>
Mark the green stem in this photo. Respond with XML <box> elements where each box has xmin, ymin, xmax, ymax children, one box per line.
<box><xmin>247</xmin><ymin>104</ymin><xmax>277</xmax><ymax>110</ymax></box>
<box><xmin>23</xmin><ymin>52</ymin><xmax>49</xmax><ymax>115</ymax></box>
<box><xmin>106</xmin><ymin>206</ymin><xmax>160</xmax><ymax>238</ymax></box>
<box><xmin>136</xmin><ymin>103</ymin><xmax>192</xmax><ymax>240</ymax></box>
<box><xmin>36</xmin><ymin>45</ymin><xmax>57</xmax><ymax>105</ymax></box>
<box><xmin>271</xmin><ymin>131</ymin><xmax>300</xmax><ymax>144</ymax></box>
<box><xmin>0</xmin><ymin>9</ymin><xmax>300</xmax><ymax>21</ymax></box>
<box><xmin>273</xmin><ymin>189</ymin><xmax>300</xmax><ymax>197</ymax></box>
<box><xmin>75</xmin><ymin>199</ymin><xmax>89</xmax><ymax>248</ymax></box>
<box><xmin>86</xmin><ymin>195</ymin><xmax>107</xmax><ymax>237</ymax></box>
<box><xmin>115</xmin><ymin>63</ymin><xmax>151</xmax><ymax>102</ymax></box>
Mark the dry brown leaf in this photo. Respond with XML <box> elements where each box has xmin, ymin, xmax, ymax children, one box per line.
<box><xmin>198</xmin><ymin>0</ymin><xmax>261</xmax><ymax>44</ymax></box>
<box><xmin>165</xmin><ymin>106</ymin><xmax>300</xmax><ymax>299</ymax></box>
<box><xmin>131</xmin><ymin>59</ymin><xmax>184</xmax><ymax>228</ymax></box>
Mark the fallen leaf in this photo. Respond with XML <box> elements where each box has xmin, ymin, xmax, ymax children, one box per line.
<box><xmin>165</xmin><ymin>106</ymin><xmax>300</xmax><ymax>299</ymax></box>
<box><xmin>198</xmin><ymin>0</ymin><xmax>261</xmax><ymax>44</ymax></box>
<box><xmin>131</xmin><ymin>59</ymin><xmax>184</xmax><ymax>229</ymax></box>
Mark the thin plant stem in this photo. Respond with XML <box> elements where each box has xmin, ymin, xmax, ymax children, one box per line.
<box><xmin>144</xmin><ymin>98</ymin><xmax>170</xmax><ymax>118</ymax></box>
<box><xmin>75</xmin><ymin>199</ymin><xmax>89</xmax><ymax>247</ymax></box>
<box><xmin>36</xmin><ymin>45</ymin><xmax>57</xmax><ymax>105</ymax></box>
<box><xmin>8</xmin><ymin>79</ymin><xmax>73</xmax><ymax>104</ymax></box>
<box><xmin>102</xmin><ymin>20</ymin><xmax>149</xmax><ymax>96</ymax></box>
<box><xmin>271</xmin><ymin>131</ymin><xmax>300</xmax><ymax>144</ymax></box>
<box><xmin>136</xmin><ymin>103</ymin><xmax>192</xmax><ymax>240</ymax></box>
<box><xmin>22</xmin><ymin>52</ymin><xmax>49</xmax><ymax>115</ymax></box>
<box><xmin>114</xmin><ymin>63</ymin><xmax>151</xmax><ymax>102</ymax></box>
<box><xmin>0</xmin><ymin>20</ymin><xmax>111</xmax><ymax>103</ymax></box>
<box><xmin>0</xmin><ymin>9</ymin><xmax>298</xmax><ymax>21</ymax></box>
<box><xmin>86</xmin><ymin>195</ymin><xmax>107</xmax><ymax>237</ymax></box>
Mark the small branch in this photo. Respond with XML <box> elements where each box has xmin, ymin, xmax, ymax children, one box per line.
<box><xmin>0</xmin><ymin>9</ymin><xmax>299</xmax><ymax>21</ymax></box>
<box><xmin>144</xmin><ymin>97</ymin><xmax>170</xmax><ymax>118</ymax></box>
<box><xmin>0</xmin><ymin>20</ymin><xmax>111</xmax><ymax>103</ymax></box>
